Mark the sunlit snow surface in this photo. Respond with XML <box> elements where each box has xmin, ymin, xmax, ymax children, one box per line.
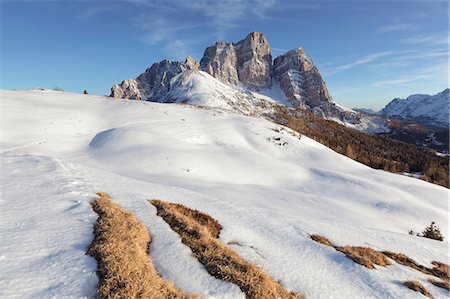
<box><xmin>1</xmin><ymin>89</ymin><xmax>448</xmax><ymax>298</ymax></box>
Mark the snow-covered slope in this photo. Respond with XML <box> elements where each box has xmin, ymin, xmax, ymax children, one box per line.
<box><xmin>380</xmin><ymin>89</ymin><xmax>449</xmax><ymax>129</ymax></box>
<box><xmin>161</xmin><ymin>70</ymin><xmax>286</xmax><ymax>114</ymax></box>
<box><xmin>1</xmin><ymin>89</ymin><xmax>448</xmax><ymax>299</ymax></box>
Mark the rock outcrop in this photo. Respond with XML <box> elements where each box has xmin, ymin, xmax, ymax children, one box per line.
<box><xmin>111</xmin><ymin>57</ymin><xmax>199</xmax><ymax>101</ymax></box>
<box><xmin>273</xmin><ymin>48</ymin><xmax>334</xmax><ymax>111</ymax></box>
<box><xmin>200</xmin><ymin>32</ymin><xmax>272</xmax><ymax>90</ymax></box>
<box><xmin>111</xmin><ymin>79</ymin><xmax>143</xmax><ymax>100</ymax></box>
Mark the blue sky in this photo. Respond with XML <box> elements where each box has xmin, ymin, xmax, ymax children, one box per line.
<box><xmin>1</xmin><ymin>0</ymin><xmax>448</xmax><ymax>110</ymax></box>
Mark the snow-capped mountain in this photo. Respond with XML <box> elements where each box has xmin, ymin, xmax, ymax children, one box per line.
<box><xmin>353</xmin><ymin>107</ymin><xmax>376</xmax><ymax>114</ymax></box>
<box><xmin>380</xmin><ymin>89</ymin><xmax>449</xmax><ymax>130</ymax></box>
<box><xmin>159</xmin><ymin>70</ymin><xmax>283</xmax><ymax>114</ymax></box>
<box><xmin>111</xmin><ymin>32</ymin><xmax>355</xmax><ymax>122</ymax></box>
<box><xmin>110</xmin><ymin>32</ymin><xmax>450</xmax><ymax>150</ymax></box>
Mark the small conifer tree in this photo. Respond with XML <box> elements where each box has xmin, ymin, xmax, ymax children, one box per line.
<box><xmin>345</xmin><ymin>143</ymin><xmax>355</xmax><ymax>159</ymax></box>
<box><xmin>422</xmin><ymin>221</ymin><xmax>444</xmax><ymax>241</ymax></box>
<box><xmin>83</xmin><ymin>90</ymin><xmax>88</xmax><ymax>95</ymax></box>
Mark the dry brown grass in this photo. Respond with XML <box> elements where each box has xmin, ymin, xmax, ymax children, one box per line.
<box><xmin>335</xmin><ymin>246</ymin><xmax>391</xmax><ymax>269</ymax></box>
<box><xmin>383</xmin><ymin>251</ymin><xmax>450</xmax><ymax>280</ymax></box>
<box><xmin>165</xmin><ymin>201</ymin><xmax>223</xmax><ymax>238</ymax></box>
<box><xmin>403</xmin><ymin>280</ymin><xmax>433</xmax><ymax>298</ymax></box>
<box><xmin>428</xmin><ymin>278</ymin><xmax>450</xmax><ymax>291</ymax></box>
<box><xmin>87</xmin><ymin>192</ymin><xmax>198</xmax><ymax>299</ymax></box>
<box><xmin>430</xmin><ymin>261</ymin><xmax>450</xmax><ymax>280</ymax></box>
<box><xmin>309</xmin><ymin>234</ymin><xmax>390</xmax><ymax>269</ymax></box>
<box><xmin>310</xmin><ymin>234</ymin><xmax>334</xmax><ymax>247</ymax></box>
<box><xmin>150</xmin><ymin>199</ymin><xmax>303</xmax><ymax>299</ymax></box>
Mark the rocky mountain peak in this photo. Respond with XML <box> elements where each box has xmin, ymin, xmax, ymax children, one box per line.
<box><xmin>111</xmin><ymin>57</ymin><xmax>198</xmax><ymax>101</ymax></box>
<box><xmin>200</xmin><ymin>31</ymin><xmax>272</xmax><ymax>90</ymax></box>
<box><xmin>184</xmin><ymin>56</ymin><xmax>200</xmax><ymax>70</ymax></box>
<box><xmin>110</xmin><ymin>32</ymin><xmax>344</xmax><ymax>119</ymax></box>
<box><xmin>273</xmin><ymin>47</ymin><xmax>333</xmax><ymax>111</ymax></box>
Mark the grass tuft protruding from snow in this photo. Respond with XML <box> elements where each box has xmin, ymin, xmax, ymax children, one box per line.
<box><xmin>382</xmin><ymin>251</ymin><xmax>449</xmax><ymax>280</ymax></box>
<box><xmin>335</xmin><ymin>246</ymin><xmax>391</xmax><ymax>269</ymax></box>
<box><xmin>310</xmin><ymin>234</ymin><xmax>334</xmax><ymax>247</ymax></box>
<box><xmin>403</xmin><ymin>280</ymin><xmax>433</xmax><ymax>298</ymax></box>
<box><xmin>310</xmin><ymin>234</ymin><xmax>390</xmax><ymax>269</ymax></box>
<box><xmin>87</xmin><ymin>192</ymin><xmax>198</xmax><ymax>299</ymax></box>
<box><xmin>428</xmin><ymin>278</ymin><xmax>450</xmax><ymax>291</ymax></box>
<box><xmin>150</xmin><ymin>199</ymin><xmax>303</xmax><ymax>299</ymax></box>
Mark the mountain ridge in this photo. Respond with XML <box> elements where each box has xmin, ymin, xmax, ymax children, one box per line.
<box><xmin>110</xmin><ymin>32</ymin><xmax>351</xmax><ymax>121</ymax></box>
<box><xmin>380</xmin><ymin>88</ymin><xmax>449</xmax><ymax>130</ymax></box>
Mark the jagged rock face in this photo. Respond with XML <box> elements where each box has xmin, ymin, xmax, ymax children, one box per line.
<box><xmin>273</xmin><ymin>48</ymin><xmax>333</xmax><ymax>110</ymax></box>
<box><xmin>111</xmin><ymin>79</ymin><xmax>144</xmax><ymax>100</ymax></box>
<box><xmin>110</xmin><ymin>32</ymin><xmax>348</xmax><ymax>120</ymax></box>
<box><xmin>110</xmin><ymin>57</ymin><xmax>199</xmax><ymax>101</ymax></box>
<box><xmin>200</xmin><ymin>32</ymin><xmax>272</xmax><ymax>90</ymax></box>
<box><xmin>235</xmin><ymin>32</ymin><xmax>272</xmax><ymax>89</ymax></box>
<box><xmin>200</xmin><ymin>42</ymin><xmax>239</xmax><ymax>85</ymax></box>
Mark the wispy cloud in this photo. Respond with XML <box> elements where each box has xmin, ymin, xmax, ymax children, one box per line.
<box><xmin>367</xmin><ymin>49</ymin><xmax>448</xmax><ymax>70</ymax></box>
<box><xmin>377</xmin><ymin>23</ymin><xmax>415</xmax><ymax>33</ymax></box>
<box><xmin>323</xmin><ymin>51</ymin><xmax>393</xmax><ymax>75</ymax></box>
<box><xmin>127</xmin><ymin>0</ymin><xmax>278</xmax><ymax>40</ymax></box>
<box><xmin>371</xmin><ymin>76</ymin><xmax>429</xmax><ymax>87</ymax></box>
<box><xmin>271</xmin><ymin>47</ymin><xmax>289</xmax><ymax>55</ymax></box>
<box><xmin>371</xmin><ymin>60</ymin><xmax>447</xmax><ymax>87</ymax></box>
<box><xmin>401</xmin><ymin>33</ymin><xmax>449</xmax><ymax>46</ymax></box>
<box><xmin>80</xmin><ymin>0</ymin><xmax>289</xmax><ymax>59</ymax></box>
<box><xmin>163</xmin><ymin>40</ymin><xmax>196</xmax><ymax>60</ymax></box>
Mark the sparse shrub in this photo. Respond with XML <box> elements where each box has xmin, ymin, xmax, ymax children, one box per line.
<box><xmin>403</xmin><ymin>280</ymin><xmax>433</xmax><ymax>298</ymax></box>
<box><xmin>382</xmin><ymin>251</ymin><xmax>449</xmax><ymax>280</ymax></box>
<box><xmin>83</xmin><ymin>89</ymin><xmax>88</xmax><ymax>95</ymax></box>
<box><xmin>310</xmin><ymin>234</ymin><xmax>334</xmax><ymax>247</ymax></box>
<box><xmin>428</xmin><ymin>278</ymin><xmax>450</xmax><ymax>291</ymax></box>
<box><xmin>383</xmin><ymin>251</ymin><xmax>429</xmax><ymax>274</ymax></box>
<box><xmin>422</xmin><ymin>222</ymin><xmax>444</xmax><ymax>241</ymax></box>
<box><xmin>335</xmin><ymin>246</ymin><xmax>391</xmax><ymax>269</ymax></box>
<box><xmin>345</xmin><ymin>143</ymin><xmax>355</xmax><ymax>159</ymax></box>
<box><xmin>430</xmin><ymin>261</ymin><xmax>450</xmax><ymax>280</ymax></box>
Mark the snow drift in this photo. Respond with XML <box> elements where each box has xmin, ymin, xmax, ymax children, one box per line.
<box><xmin>1</xmin><ymin>89</ymin><xmax>448</xmax><ymax>298</ymax></box>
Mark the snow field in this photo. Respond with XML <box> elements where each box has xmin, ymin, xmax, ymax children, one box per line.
<box><xmin>1</xmin><ymin>89</ymin><xmax>448</xmax><ymax>298</ymax></box>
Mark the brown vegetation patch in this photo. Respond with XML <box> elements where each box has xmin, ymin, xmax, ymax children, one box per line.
<box><xmin>403</xmin><ymin>280</ymin><xmax>433</xmax><ymax>298</ymax></box>
<box><xmin>335</xmin><ymin>246</ymin><xmax>391</xmax><ymax>269</ymax></box>
<box><xmin>87</xmin><ymin>192</ymin><xmax>197</xmax><ymax>299</ymax></box>
<box><xmin>310</xmin><ymin>234</ymin><xmax>334</xmax><ymax>247</ymax></box>
<box><xmin>428</xmin><ymin>278</ymin><xmax>450</xmax><ymax>291</ymax></box>
<box><xmin>165</xmin><ymin>202</ymin><xmax>223</xmax><ymax>238</ymax></box>
<box><xmin>271</xmin><ymin>106</ymin><xmax>449</xmax><ymax>187</ymax></box>
<box><xmin>383</xmin><ymin>251</ymin><xmax>449</xmax><ymax>280</ymax></box>
<box><xmin>430</xmin><ymin>261</ymin><xmax>450</xmax><ymax>280</ymax></box>
<box><xmin>150</xmin><ymin>199</ymin><xmax>302</xmax><ymax>299</ymax></box>
<box><xmin>383</xmin><ymin>251</ymin><xmax>431</xmax><ymax>274</ymax></box>
<box><xmin>309</xmin><ymin>234</ymin><xmax>390</xmax><ymax>269</ymax></box>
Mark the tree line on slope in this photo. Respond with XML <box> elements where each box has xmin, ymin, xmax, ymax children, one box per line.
<box><xmin>271</xmin><ymin>106</ymin><xmax>449</xmax><ymax>188</ymax></box>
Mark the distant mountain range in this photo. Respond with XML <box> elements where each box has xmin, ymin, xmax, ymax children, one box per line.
<box><xmin>111</xmin><ymin>32</ymin><xmax>358</xmax><ymax>123</ymax></box>
<box><xmin>353</xmin><ymin>108</ymin><xmax>376</xmax><ymax>114</ymax></box>
<box><xmin>110</xmin><ymin>32</ymin><xmax>448</xmax><ymax>153</ymax></box>
<box><xmin>352</xmin><ymin>90</ymin><xmax>449</xmax><ymax>153</ymax></box>
<box><xmin>380</xmin><ymin>89</ymin><xmax>449</xmax><ymax>130</ymax></box>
